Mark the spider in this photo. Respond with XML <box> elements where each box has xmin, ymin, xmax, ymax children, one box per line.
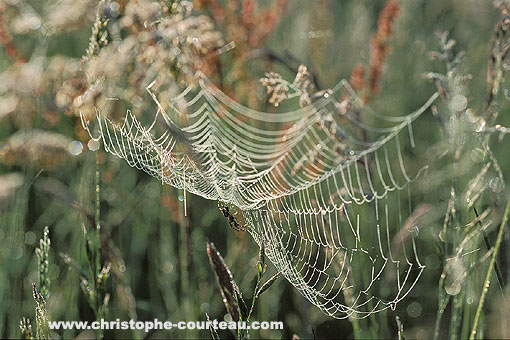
<box><xmin>218</xmin><ymin>202</ymin><xmax>248</xmax><ymax>232</ymax></box>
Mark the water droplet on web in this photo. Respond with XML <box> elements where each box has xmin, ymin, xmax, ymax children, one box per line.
<box><xmin>88</xmin><ymin>139</ymin><xmax>100</xmax><ymax>151</ymax></box>
<box><xmin>68</xmin><ymin>141</ymin><xmax>83</xmax><ymax>155</ymax></box>
<box><xmin>470</xmin><ymin>148</ymin><xmax>486</xmax><ymax>163</ymax></box>
<box><xmin>178</xmin><ymin>195</ymin><xmax>185</xmax><ymax>202</ymax></box>
<box><xmin>445</xmin><ymin>282</ymin><xmax>461</xmax><ymax>296</ymax></box>
<box><xmin>489</xmin><ymin>177</ymin><xmax>504</xmax><ymax>193</ymax></box>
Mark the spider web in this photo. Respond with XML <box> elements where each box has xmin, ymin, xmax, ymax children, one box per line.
<box><xmin>81</xmin><ymin>72</ymin><xmax>439</xmax><ymax>319</ymax></box>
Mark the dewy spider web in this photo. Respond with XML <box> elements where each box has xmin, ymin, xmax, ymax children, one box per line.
<box><xmin>81</xmin><ymin>72</ymin><xmax>439</xmax><ymax>319</ymax></box>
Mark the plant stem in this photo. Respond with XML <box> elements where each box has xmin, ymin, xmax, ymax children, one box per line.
<box><xmin>351</xmin><ymin>317</ymin><xmax>362</xmax><ymax>340</ymax></box>
<box><xmin>178</xmin><ymin>190</ymin><xmax>196</xmax><ymax>337</ymax></box>
<box><xmin>461</xmin><ymin>297</ymin><xmax>471</xmax><ymax>340</ymax></box>
<box><xmin>433</xmin><ymin>271</ymin><xmax>450</xmax><ymax>340</ymax></box>
<box><xmin>469</xmin><ymin>201</ymin><xmax>510</xmax><ymax>340</ymax></box>
<box><xmin>449</xmin><ymin>289</ymin><xmax>463</xmax><ymax>340</ymax></box>
<box><xmin>474</xmin><ymin>207</ymin><xmax>505</xmax><ymax>288</ymax></box>
<box><xmin>95</xmin><ymin>152</ymin><xmax>101</xmax><ymax>281</ymax></box>
<box><xmin>94</xmin><ymin>152</ymin><xmax>104</xmax><ymax>339</ymax></box>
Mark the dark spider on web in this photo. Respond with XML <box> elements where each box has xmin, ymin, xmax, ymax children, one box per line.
<box><xmin>218</xmin><ymin>202</ymin><xmax>248</xmax><ymax>232</ymax></box>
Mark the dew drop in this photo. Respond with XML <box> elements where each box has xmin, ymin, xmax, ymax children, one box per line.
<box><xmin>407</xmin><ymin>301</ymin><xmax>422</xmax><ymax>318</ymax></box>
<box><xmin>451</xmin><ymin>95</ymin><xmax>467</xmax><ymax>112</ymax></box>
<box><xmin>68</xmin><ymin>141</ymin><xmax>83</xmax><ymax>155</ymax></box>
<box><xmin>200</xmin><ymin>302</ymin><xmax>210</xmax><ymax>313</ymax></box>
<box><xmin>87</xmin><ymin>139</ymin><xmax>100</xmax><ymax>151</ymax></box>
<box><xmin>28</xmin><ymin>16</ymin><xmax>41</xmax><ymax>30</ymax></box>
<box><xmin>24</xmin><ymin>231</ymin><xmax>36</xmax><ymax>245</ymax></box>
<box><xmin>109</xmin><ymin>2</ymin><xmax>120</xmax><ymax>17</ymax></box>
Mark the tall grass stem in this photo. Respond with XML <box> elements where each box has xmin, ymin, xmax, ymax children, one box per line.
<box><xmin>469</xmin><ymin>201</ymin><xmax>510</xmax><ymax>340</ymax></box>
